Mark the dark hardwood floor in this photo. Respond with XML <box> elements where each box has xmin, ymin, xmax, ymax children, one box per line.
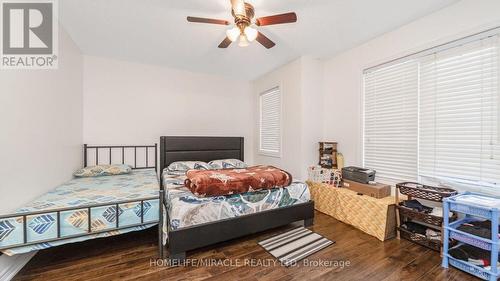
<box><xmin>15</xmin><ymin>211</ymin><xmax>478</xmax><ymax>281</ymax></box>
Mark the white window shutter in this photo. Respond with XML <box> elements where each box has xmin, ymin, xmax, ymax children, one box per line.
<box><xmin>259</xmin><ymin>87</ymin><xmax>281</xmax><ymax>156</ymax></box>
<box><xmin>363</xmin><ymin>61</ymin><xmax>419</xmax><ymax>183</ymax></box>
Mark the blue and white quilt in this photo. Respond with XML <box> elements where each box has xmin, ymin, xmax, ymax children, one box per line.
<box><xmin>0</xmin><ymin>169</ymin><xmax>159</xmax><ymax>255</ymax></box>
<box><xmin>161</xmin><ymin>171</ymin><xmax>310</xmax><ymax>245</ymax></box>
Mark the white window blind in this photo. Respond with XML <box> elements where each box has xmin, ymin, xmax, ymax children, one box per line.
<box><xmin>363</xmin><ymin>30</ymin><xmax>500</xmax><ymax>193</ymax></box>
<box><xmin>419</xmin><ymin>36</ymin><xmax>500</xmax><ymax>191</ymax></box>
<box><xmin>259</xmin><ymin>87</ymin><xmax>281</xmax><ymax>157</ymax></box>
<box><xmin>364</xmin><ymin>61</ymin><xmax>419</xmax><ymax>183</ymax></box>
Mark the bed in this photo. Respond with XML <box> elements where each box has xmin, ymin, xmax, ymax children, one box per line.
<box><xmin>159</xmin><ymin>136</ymin><xmax>315</xmax><ymax>260</ymax></box>
<box><xmin>0</xmin><ymin>144</ymin><xmax>159</xmax><ymax>255</ymax></box>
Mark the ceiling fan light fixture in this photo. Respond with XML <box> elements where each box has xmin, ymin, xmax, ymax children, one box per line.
<box><xmin>187</xmin><ymin>1</ymin><xmax>297</xmax><ymax>49</ymax></box>
<box><xmin>244</xmin><ymin>26</ymin><xmax>258</xmax><ymax>42</ymax></box>
<box><xmin>226</xmin><ymin>27</ymin><xmax>240</xmax><ymax>42</ymax></box>
<box><xmin>230</xmin><ymin>0</ymin><xmax>246</xmax><ymax>17</ymax></box>
<box><xmin>238</xmin><ymin>34</ymin><xmax>249</xmax><ymax>47</ymax></box>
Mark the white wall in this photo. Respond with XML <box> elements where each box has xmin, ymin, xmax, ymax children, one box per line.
<box><xmin>252</xmin><ymin>59</ymin><xmax>302</xmax><ymax>177</ymax></box>
<box><xmin>0</xmin><ymin>28</ymin><xmax>83</xmax><ymax>213</ymax></box>
<box><xmin>300</xmin><ymin>57</ymin><xmax>324</xmax><ymax>179</ymax></box>
<box><xmin>252</xmin><ymin>57</ymin><xmax>323</xmax><ymax>180</ymax></box>
<box><xmin>322</xmin><ymin>0</ymin><xmax>500</xmax><ymax>167</ymax></box>
<box><xmin>82</xmin><ymin>56</ymin><xmax>254</xmax><ymax>163</ymax></box>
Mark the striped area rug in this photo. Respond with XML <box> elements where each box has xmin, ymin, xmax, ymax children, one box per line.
<box><xmin>258</xmin><ymin>227</ymin><xmax>334</xmax><ymax>266</ymax></box>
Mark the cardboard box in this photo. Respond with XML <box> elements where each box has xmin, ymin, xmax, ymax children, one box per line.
<box><xmin>342</xmin><ymin>179</ymin><xmax>391</xmax><ymax>199</ymax></box>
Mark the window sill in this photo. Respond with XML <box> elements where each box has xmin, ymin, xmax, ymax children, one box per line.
<box><xmin>258</xmin><ymin>151</ymin><xmax>281</xmax><ymax>158</ymax></box>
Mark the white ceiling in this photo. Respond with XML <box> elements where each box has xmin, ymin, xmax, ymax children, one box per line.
<box><xmin>60</xmin><ymin>0</ymin><xmax>458</xmax><ymax>80</ymax></box>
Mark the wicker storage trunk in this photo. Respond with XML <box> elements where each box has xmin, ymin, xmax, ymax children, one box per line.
<box><xmin>308</xmin><ymin>181</ymin><xmax>396</xmax><ymax>241</ymax></box>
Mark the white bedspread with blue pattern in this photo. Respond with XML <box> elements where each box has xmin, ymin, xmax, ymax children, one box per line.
<box><xmin>0</xmin><ymin>169</ymin><xmax>159</xmax><ymax>255</ymax></box>
<box><xmin>161</xmin><ymin>171</ymin><xmax>310</xmax><ymax>245</ymax></box>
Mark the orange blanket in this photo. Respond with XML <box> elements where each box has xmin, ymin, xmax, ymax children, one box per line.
<box><xmin>185</xmin><ymin>165</ymin><xmax>293</xmax><ymax>197</ymax></box>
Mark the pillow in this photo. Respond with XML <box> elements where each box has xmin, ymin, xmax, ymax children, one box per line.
<box><xmin>74</xmin><ymin>164</ymin><xmax>132</xmax><ymax>177</ymax></box>
<box><xmin>166</xmin><ymin>161</ymin><xmax>211</xmax><ymax>175</ymax></box>
<box><xmin>208</xmin><ymin>159</ymin><xmax>248</xmax><ymax>170</ymax></box>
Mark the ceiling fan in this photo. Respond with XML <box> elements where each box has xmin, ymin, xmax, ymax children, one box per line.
<box><xmin>187</xmin><ymin>0</ymin><xmax>297</xmax><ymax>49</ymax></box>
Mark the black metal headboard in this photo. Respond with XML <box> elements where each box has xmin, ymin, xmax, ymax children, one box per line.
<box><xmin>84</xmin><ymin>144</ymin><xmax>158</xmax><ymax>172</ymax></box>
<box><xmin>159</xmin><ymin>136</ymin><xmax>244</xmax><ymax>175</ymax></box>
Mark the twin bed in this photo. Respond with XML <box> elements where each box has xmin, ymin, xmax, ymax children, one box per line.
<box><xmin>0</xmin><ymin>145</ymin><xmax>159</xmax><ymax>255</ymax></box>
<box><xmin>0</xmin><ymin>137</ymin><xmax>314</xmax><ymax>261</ymax></box>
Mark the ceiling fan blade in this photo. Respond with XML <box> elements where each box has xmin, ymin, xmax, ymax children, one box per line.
<box><xmin>218</xmin><ymin>37</ymin><xmax>232</xmax><ymax>48</ymax></box>
<box><xmin>256</xmin><ymin>12</ymin><xmax>297</xmax><ymax>26</ymax></box>
<box><xmin>187</xmin><ymin>16</ymin><xmax>229</xmax><ymax>25</ymax></box>
<box><xmin>230</xmin><ymin>0</ymin><xmax>246</xmax><ymax>16</ymax></box>
<box><xmin>256</xmin><ymin>32</ymin><xmax>276</xmax><ymax>49</ymax></box>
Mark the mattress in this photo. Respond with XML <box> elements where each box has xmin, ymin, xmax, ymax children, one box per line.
<box><xmin>0</xmin><ymin>169</ymin><xmax>159</xmax><ymax>255</ymax></box>
<box><xmin>162</xmin><ymin>172</ymin><xmax>310</xmax><ymax>245</ymax></box>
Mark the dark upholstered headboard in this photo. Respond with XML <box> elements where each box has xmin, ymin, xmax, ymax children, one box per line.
<box><xmin>159</xmin><ymin>136</ymin><xmax>244</xmax><ymax>176</ymax></box>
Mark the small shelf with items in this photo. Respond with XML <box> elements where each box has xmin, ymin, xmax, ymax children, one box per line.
<box><xmin>318</xmin><ymin>142</ymin><xmax>337</xmax><ymax>169</ymax></box>
<box><xmin>447</xmin><ymin>218</ymin><xmax>497</xmax><ymax>251</ymax></box>
<box><xmin>442</xmin><ymin>192</ymin><xmax>500</xmax><ymax>281</ymax></box>
<box><xmin>397</xmin><ymin>182</ymin><xmax>457</xmax><ymax>202</ymax></box>
<box><xmin>397</xmin><ymin>203</ymin><xmax>456</xmax><ymax>227</ymax></box>
<box><xmin>447</xmin><ymin>254</ymin><xmax>494</xmax><ymax>281</ymax></box>
<box><xmin>396</xmin><ymin>182</ymin><xmax>457</xmax><ymax>252</ymax></box>
<box><xmin>398</xmin><ymin>224</ymin><xmax>442</xmax><ymax>251</ymax></box>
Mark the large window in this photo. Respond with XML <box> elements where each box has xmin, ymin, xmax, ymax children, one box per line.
<box><xmin>259</xmin><ymin>86</ymin><xmax>281</xmax><ymax>157</ymax></box>
<box><xmin>364</xmin><ymin>32</ymin><xmax>500</xmax><ymax>193</ymax></box>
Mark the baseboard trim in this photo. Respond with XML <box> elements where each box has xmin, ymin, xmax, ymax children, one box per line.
<box><xmin>0</xmin><ymin>252</ymin><xmax>37</xmax><ymax>281</ymax></box>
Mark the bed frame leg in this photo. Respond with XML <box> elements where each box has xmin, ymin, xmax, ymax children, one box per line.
<box><xmin>304</xmin><ymin>218</ymin><xmax>314</xmax><ymax>227</ymax></box>
<box><xmin>169</xmin><ymin>251</ymin><xmax>186</xmax><ymax>262</ymax></box>
<box><xmin>158</xmin><ymin>190</ymin><xmax>165</xmax><ymax>259</ymax></box>
<box><xmin>159</xmin><ymin>244</ymin><xmax>166</xmax><ymax>259</ymax></box>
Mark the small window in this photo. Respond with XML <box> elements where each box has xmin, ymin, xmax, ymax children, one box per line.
<box><xmin>259</xmin><ymin>86</ymin><xmax>281</xmax><ymax>157</ymax></box>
